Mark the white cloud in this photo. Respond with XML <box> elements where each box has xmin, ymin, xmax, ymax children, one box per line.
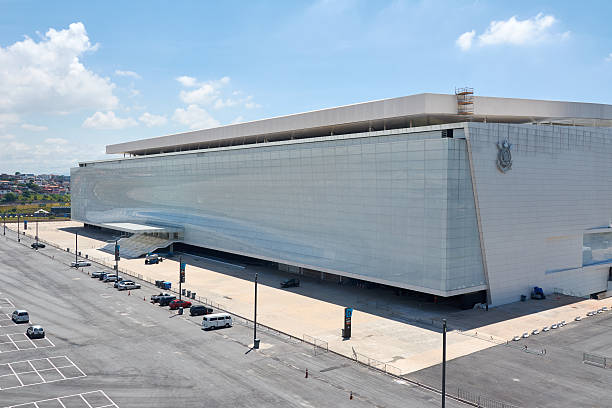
<box><xmin>214</xmin><ymin>98</ymin><xmax>239</xmax><ymax>109</ymax></box>
<box><xmin>0</xmin><ymin>135</ymin><xmax>105</xmax><ymax>174</ymax></box>
<box><xmin>606</xmin><ymin>53</ymin><xmax>612</xmax><ymax>62</ymax></box>
<box><xmin>457</xmin><ymin>13</ymin><xmax>568</xmax><ymax>51</ymax></box>
<box><xmin>21</xmin><ymin>123</ymin><xmax>48</xmax><ymax>132</ymax></box>
<box><xmin>456</xmin><ymin>30</ymin><xmax>475</xmax><ymax>51</ymax></box>
<box><xmin>139</xmin><ymin>112</ymin><xmax>167</xmax><ymax>127</ymax></box>
<box><xmin>231</xmin><ymin>116</ymin><xmax>244</xmax><ymax>124</ymax></box>
<box><xmin>179</xmin><ymin>76</ymin><xmax>231</xmax><ymax>105</ymax></box>
<box><xmin>82</xmin><ymin>111</ymin><xmax>137</xmax><ymax>129</ymax></box>
<box><xmin>44</xmin><ymin>137</ymin><xmax>68</xmax><ymax>145</ymax></box>
<box><xmin>0</xmin><ymin>113</ymin><xmax>20</xmax><ymax>128</ymax></box>
<box><xmin>115</xmin><ymin>70</ymin><xmax>141</xmax><ymax>79</ymax></box>
<box><xmin>176</xmin><ymin>76</ymin><xmax>198</xmax><ymax>87</ymax></box>
<box><xmin>0</xmin><ymin>22</ymin><xmax>118</xmax><ymax>114</ymax></box>
<box><xmin>172</xmin><ymin>104</ymin><xmax>219</xmax><ymax>130</ymax></box>
<box><xmin>0</xmin><ymin>134</ymin><xmax>15</xmax><ymax>140</ymax></box>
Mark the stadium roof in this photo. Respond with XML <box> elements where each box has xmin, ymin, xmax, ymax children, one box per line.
<box><xmin>106</xmin><ymin>93</ymin><xmax>612</xmax><ymax>156</ymax></box>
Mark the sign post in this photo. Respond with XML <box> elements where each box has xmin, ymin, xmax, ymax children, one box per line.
<box><xmin>343</xmin><ymin>307</ymin><xmax>353</xmax><ymax>339</ymax></box>
<box><xmin>179</xmin><ymin>258</ymin><xmax>186</xmax><ymax>300</ymax></box>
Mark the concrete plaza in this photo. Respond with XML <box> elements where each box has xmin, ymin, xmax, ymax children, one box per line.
<box><xmin>11</xmin><ymin>221</ymin><xmax>608</xmax><ymax>375</ymax></box>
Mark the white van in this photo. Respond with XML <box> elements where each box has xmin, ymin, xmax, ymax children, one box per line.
<box><xmin>202</xmin><ymin>313</ymin><xmax>232</xmax><ymax>330</ymax></box>
<box><xmin>11</xmin><ymin>310</ymin><xmax>29</xmax><ymax>323</ymax></box>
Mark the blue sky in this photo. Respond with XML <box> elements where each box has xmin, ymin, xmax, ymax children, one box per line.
<box><xmin>0</xmin><ymin>0</ymin><xmax>611</xmax><ymax>174</ymax></box>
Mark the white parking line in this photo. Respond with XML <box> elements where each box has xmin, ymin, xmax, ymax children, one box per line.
<box><xmin>0</xmin><ymin>298</ymin><xmax>15</xmax><ymax>309</ymax></box>
<box><xmin>0</xmin><ymin>356</ymin><xmax>86</xmax><ymax>391</ymax></box>
<box><xmin>0</xmin><ymin>333</ymin><xmax>54</xmax><ymax>354</ymax></box>
<box><xmin>5</xmin><ymin>390</ymin><xmax>120</xmax><ymax>408</ymax></box>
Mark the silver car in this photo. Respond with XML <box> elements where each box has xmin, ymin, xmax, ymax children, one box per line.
<box><xmin>117</xmin><ymin>281</ymin><xmax>141</xmax><ymax>291</ymax></box>
<box><xmin>26</xmin><ymin>325</ymin><xmax>45</xmax><ymax>339</ymax></box>
<box><xmin>11</xmin><ymin>310</ymin><xmax>29</xmax><ymax>323</ymax></box>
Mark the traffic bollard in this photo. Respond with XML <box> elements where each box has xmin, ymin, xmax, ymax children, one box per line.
<box><xmin>305</xmin><ymin>368</ymin><xmax>308</xmax><ymax>378</ymax></box>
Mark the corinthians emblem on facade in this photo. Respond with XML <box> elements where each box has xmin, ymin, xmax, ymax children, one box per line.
<box><xmin>496</xmin><ymin>139</ymin><xmax>512</xmax><ymax>173</ymax></box>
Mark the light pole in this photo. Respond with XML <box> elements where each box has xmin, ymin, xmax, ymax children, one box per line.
<box><xmin>115</xmin><ymin>238</ymin><xmax>119</xmax><ymax>271</ymax></box>
<box><xmin>74</xmin><ymin>231</ymin><xmax>78</xmax><ymax>264</ymax></box>
<box><xmin>2</xmin><ymin>214</ymin><xmax>5</xmax><ymax>235</ymax></box>
<box><xmin>17</xmin><ymin>214</ymin><xmax>20</xmax><ymax>243</ymax></box>
<box><xmin>442</xmin><ymin>318</ymin><xmax>447</xmax><ymax>408</ymax></box>
<box><xmin>253</xmin><ymin>271</ymin><xmax>259</xmax><ymax>349</ymax></box>
<box><xmin>35</xmin><ymin>218</ymin><xmax>39</xmax><ymax>249</ymax></box>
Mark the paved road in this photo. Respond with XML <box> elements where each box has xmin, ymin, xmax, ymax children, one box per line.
<box><xmin>409</xmin><ymin>310</ymin><xmax>612</xmax><ymax>408</ymax></box>
<box><xmin>0</xmin><ymin>234</ymin><xmax>467</xmax><ymax>407</ymax></box>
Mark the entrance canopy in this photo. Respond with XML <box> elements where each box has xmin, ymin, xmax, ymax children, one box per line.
<box><xmin>99</xmin><ymin>222</ymin><xmax>184</xmax><ymax>235</ymax></box>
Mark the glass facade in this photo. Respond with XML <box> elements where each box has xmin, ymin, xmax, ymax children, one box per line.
<box><xmin>72</xmin><ymin>129</ymin><xmax>486</xmax><ymax>295</ymax></box>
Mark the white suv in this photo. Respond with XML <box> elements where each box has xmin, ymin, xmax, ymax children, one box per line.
<box><xmin>117</xmin><ymin>281</ymin><xmax>141</xmax><ymax>291</ymax></box>
<box><xmin>11</xmin><ymin>310</ymin><xmax>29</xmax><ymax>323</ymax></box>
<box><xmin>70</xmin><ymin>260</ymin><xmax>91</xmax><ymax>267</ymax></box>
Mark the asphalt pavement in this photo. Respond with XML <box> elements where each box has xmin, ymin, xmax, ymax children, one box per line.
<box><xmin>0</xmin><ymin>233</ymin><xmax>467</xmax><ymax>407</ymax></box>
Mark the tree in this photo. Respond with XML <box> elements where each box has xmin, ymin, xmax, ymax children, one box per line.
<box><xmin>2</xmin><ymin>193</ymin><xmax>17</xmax><ymax>203</ymax></box>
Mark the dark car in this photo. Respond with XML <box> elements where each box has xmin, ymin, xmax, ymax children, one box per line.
<box><xmin>31</xmin><ymin>242</ymin><xmax>45</xmax><ymax>249</ymax></box>
<box><xmin>151</xmin><ymin>293</ymin><xmax>170</xmax><ymax>303</ymax></box>
<box><xmin>91</xmin><ymin>271</ymin><xmax>106</xmax><ymax>279</ymax></box>
<box><xmin>158</xmin><ymin>295</ymin><xmax>177</xmax><ymax>306</ymax></box>
<box><xmin>169</xmin><ymin>299</ymin><xmax>192</xmax><ymax>310</ymax></box>
<box><xmin>26</xmin><ymin>325</ymin><xmax>45</xmax><ymax>339</ymax></box>
<box><xmin>281</xmin><ymin>278</ymin><xmax>300</xmax><ymax>288</ymax></box>
<box><xmin>190</xmin><ymin>305</ymin><xmax>214</xmax><ymax>316</ymax></box>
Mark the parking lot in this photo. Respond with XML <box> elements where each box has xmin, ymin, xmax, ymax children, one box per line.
<box><xmin>0</xmin><ymin>233</ymin><xmax>469</xmax><ymax>407</ymax></box>
<box><xmin>409</xmin><ymin>303</ymin><xmax>612</xmax><ymax>407</ymax></box>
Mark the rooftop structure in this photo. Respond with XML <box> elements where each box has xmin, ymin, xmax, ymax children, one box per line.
<box><xmin>106</xmin><ymin>93</ymin><xmax>612</xmax><ymax>157</ymax></box>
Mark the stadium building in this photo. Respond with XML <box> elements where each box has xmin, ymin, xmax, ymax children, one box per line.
<box><xmin>71</xmin><ymin>92</ymin><xmax>612</xmax><ymax>306</ymax></box>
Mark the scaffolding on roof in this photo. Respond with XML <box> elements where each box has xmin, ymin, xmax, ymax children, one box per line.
<box><xmin>455</xmin><ymin>87</ymin><xmax>474</xmax><ymax>115</ymax></box>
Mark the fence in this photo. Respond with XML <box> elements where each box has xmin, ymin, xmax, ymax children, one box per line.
<box><xmin>457</xmin><ymin>388</ymin><xmax>520</xmax><ymax>408</ymax></box>
<box><xmin>351</xmin><ymin>347</ymin><xmax>402</xmax><ymax>376</ymax></box>
<box><xmin>583</xmin><ymin>352</ymin><xmax>612</xmax><ymax>369</ymax></box>
<box><xmin>303</xmin><ymin>334</ymin><xmax>329</xmax><ymax>355</ymax></box>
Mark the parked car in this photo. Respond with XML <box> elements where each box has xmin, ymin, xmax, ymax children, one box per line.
<box><xmin>91</xmin><ymin>271</ymin><xmax>106</xmax><ymax>279</ymax></box>
<box><xmin>280</xmin><ymin>278</ymin><xmax>300</xmax><ymax>288</ymax></box>
<box><xmin>98</xmin><ymin>272</ymin><xmax>110</xmax><ymax>281</ymax></box>
<box><xmin>169</xmin><ymin>299</ymin><xmax>192</xmax><ymax>310</ymax></box>
<box><xmin>151</xmin><ymin>293</ymin><xmax>170</xmax><ymax>303</ymax></box>
<box><xmin>190</xmin><ymin>305</ymin><xmax>214</xmax><ymax>316</ymax></box>
<box><xmin>117</xmin><ymin>281</ymin><xmax>141</xmax><ymax>291</ymax></box>
<box><xmin>71</xmin><ymin>260</ymin><xmax>91</xmax><ymax>267</ymax></box>
<box><xmin>158</xmin><ymin>295</ymin><xmax>177</xmax><ymax>306</ymax></box>
<box><xmin>103</xmin><ymin>274</ymin><xmax>122</xmax><ymax>283</ymax></box>
<box><xmin>145</xmin><ymin>254</ymin><xmax>160</xmax><ymax>265</ymax></box>
<box><xmin>202</xmin><ymin>313</ymin><xmax>233</xmax><ymax>330</ymax></box>
<box><xmin>31</xmin><ymin>242</ymin><xmax>45</xmax><ymax>249</ymax></box>
<box><xmin>11</xmin><ymin>310</ymin><xmax>29</xmax><ymax>323</ymax></box>
<box><xmin>26</xmin><ymin>325</ymin><xmax>45</xmax><ymax>339</ymax></box>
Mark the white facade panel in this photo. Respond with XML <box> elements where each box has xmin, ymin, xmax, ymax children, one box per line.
<box><xmin>72</xmin><ymin>129</ymin><xmax>486</xmax><ymax>296</ymax></box>
<box><xmin>467</xmin><ymin>123</ymin><xmax>612</xmax><ymax>305</ymax></box>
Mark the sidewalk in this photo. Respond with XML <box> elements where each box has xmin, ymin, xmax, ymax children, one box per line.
<box><xmin>12</xmin><ymin>221</ymin><xmax>608</xmax><ymax>375</ymax></box>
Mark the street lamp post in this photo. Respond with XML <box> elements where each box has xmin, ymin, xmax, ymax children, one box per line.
<box><xmin>17</xmin><ymin>214</ymin><xmax>20</xmax><ymax>243</ymax></box>
<box><xmin>35</xmin><ymin>218</ymin><xmax>39</xmax><ymax>249</ymax></box>
<box><xmin>2</xmin><ymin>215</ymin><xmax>5</xmax><ymax>235</ymax></box>
<box><xmin>442</xmin><ymin>318</ymin><xmax>447</xmax><ymax>408</ymax></box>
<box><xmin>74</xmin><ymin>231</ymin><xmax>78</xmax><ymax>264</ymax></box>
<box><xmin>253</xmin><ymin>271</ymin><xmax>259</xmax><ymax>349</ymax></box>
<box><xmin>115</xmin><ymin>238</ymin><xmax>119</xmax><ymax>271</ymax></box>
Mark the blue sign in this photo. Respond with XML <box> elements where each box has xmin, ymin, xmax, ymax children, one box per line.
<box><xmin>180</xmin><ymin>262</ymin><xmax>186</xmax><ymax>273</ymax></box>
<box><xmin>345</xmin><ymin>308</ymin><xmax>353</xmax><ymax>318</ymax></box>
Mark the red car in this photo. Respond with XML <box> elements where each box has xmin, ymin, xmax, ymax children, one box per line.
<box><xmin>169</xmin><ymin>299</ymin><xmax>192</xmax><ymax>310</ymax></box>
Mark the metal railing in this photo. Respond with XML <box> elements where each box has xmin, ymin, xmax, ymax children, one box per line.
<box><xmin>352</xmin><ymin>348</ymin><xmax>402</xmax><ymax>376</ymax></box>
<box><xmin>583</xmin><ymin>352</ymin><xmax>611</xmax><ymax>369</ymax></box>
<box><xmin>457</xmin><ymin>388</ymin><xmax>520</xmax><ymax>408</ymax></box>
<box><xmin>303</xmin><ymin>334</ymin><xmax>328</xmax><ymax>355</ymax></box>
